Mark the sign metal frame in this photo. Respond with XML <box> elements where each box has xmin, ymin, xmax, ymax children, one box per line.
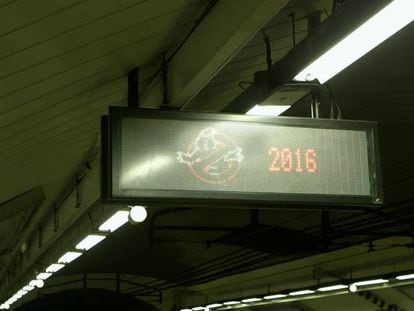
<box><xmin>101</xmin><ymin>107</ymin><xmax>383</xmax><ymax>208</ymax></box>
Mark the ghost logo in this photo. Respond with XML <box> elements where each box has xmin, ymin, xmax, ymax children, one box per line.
<box><xmin>177</xmin><ymin>128</ymin><xmax>244</xmax><ymax>184</ymax></box>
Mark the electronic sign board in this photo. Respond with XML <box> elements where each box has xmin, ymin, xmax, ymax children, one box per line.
<box><xmin>102</xmin><ymin>107</ymin><xmax>382</xmax><ymax>207</ymax></box>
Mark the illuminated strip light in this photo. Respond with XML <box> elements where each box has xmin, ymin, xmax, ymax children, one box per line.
<box><xmin>263</xmin><ymin>294</ymin><xmax>287</xmax><ymax>300</ymax></box>
<box><xmin>246</xmin><ymin>105</ymin><xmax>291</xmax><ymax>117</ymax></box>
<box><xmin>46</xmin><ymin>263</ymin><xmax>65</xmax><ymax>273</ymax></box>
<box><xmin>23</xmin><ymin>285</ymin><xmax>34</xmax><ymax>291</ymax></box>
<box><xmin>206</xmin><ymin>304</ymin><xmax>223</xmax><ymax>308</ymax></box>
<box><xmin>192</xmin><ymin>307</ymin><xmax>206</xmax><ymax>311</ymax></box>
<box><xmin>98</xmin><ymin>211</ymin><xmax>129</xmax><ymax>232</ymax></box>
<box><xmin>396</xmin><ymin>274</ymin><xmax>414</xmax><ymax>280</ymax></box>
<box><xmin>289</xmin><ymin>290</ymin><xmax>315</xmax><ymax>296</ymax></box>
<box><xmin>75</xmin><ymin>234</ymin><xmax>106</xmax><ymax>251</ymax></box>
<box><xmin>353</xmin><ymin>279</ymin><xmax>389</xmax><ymax>286</ymax></box>
<box><xmin>294</xmin><ymin>0</ymin><xmax>414</xmax><ymax>84</ymax></box>
<box><xmin>241</xmin><ymin>298</ymin><xmax>262</xmax><ymax>303</ymax></box>
<box><xmin>36</xmin><ymin>273</ymin><xmax>52</xmax><ymax>280</ymax></box>
<box><xmin>223</xmin><ymin>301</ymin><xmax>241</xmax><ymax>305</ymax></box>
<box><xmin>58</xmin><ymin>251</ymin><xmax>82</xmax><ymax>264</ymax></box>
<box><xmin>317</xmin><ymin>284</ymin><xmax>348</xmax><ymax>292</ymax></box>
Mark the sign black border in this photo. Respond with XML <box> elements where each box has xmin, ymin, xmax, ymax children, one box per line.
<box><xmin>101</xmin><ymin>107</ymin><xmax>383</xmax><ymax>208</ymax></box>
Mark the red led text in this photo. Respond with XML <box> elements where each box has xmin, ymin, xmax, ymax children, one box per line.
<box><xmin>268</xmin><ymin>148</ymin><xmax>317</xmax><ymax>173</ymax></box>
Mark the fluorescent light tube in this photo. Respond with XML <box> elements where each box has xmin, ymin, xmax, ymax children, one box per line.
<box><xmin>76</xmin><ymin>234</ymin><xmax>106</xmax><ymax>251</ymax></box>
<box><xmin>58</xmin><ymin>251</ymin><xmax>82</xmax><ymax>264</ymax></box>
<box><xmin>12</xmin><ymin>293</ymin><xmax>22</xmax><ymax>299</ymax></box>
<box><xmin>192</xmin><ymin>307</ymin><xmax>205</xmax><ymax>311</ymax></box>
<box><xmin>396</xmin><ymin>273</ymin><xmax>414</xmax><ymax>280</ymax></box>
<box><xmin>180</xmin><ymin>309</ymin><xmax>192</xmax><ymax>311</ymax></box>
<box><xmin>206</xmin><ymin>304</ymin><xmax>223</xmax><ymax>308</ymax></box>
<box><xmin>289</xmin><ymin>289</ymin><xmax>315</xmax><ymax>296</ymax></box>
<box><xmin>294</xmin><ymin>0</ymin><xmax>414</xmax><ymax>84</ymax></box>
<box><xmin>23</xmin><ymin>285</ymin><xmax>34</xmax><ymax>291</ymax></box>
<box><xmin>29</xmin><ymin>279</ymin><xmax>44</xmax><ymax>288</ymax></box>
<box><xmin>353</xmin><ymin>279</ymin><xmax>389</xmax><ymax>286</ymax></box>
<box><xmin>36</xmin><ymin>272</ymin><xmax>52</xmax><ymax>280</ymax></box>
<box><xmin>246</xmin><ymin>105</ymin><xmax>291</xmax><ymax>116</ymax></box>
<box><xmin>241</xmin><ymin>298</ymin><xmax>262</xmax><ymax>303</ymax></box>
<box><xmin>46</xmin><ymin>263</ymin><xmax>65</xmax><ymax>273</ymax></box>
<box><xmin>223</xmin><ymin>301</ymin><xmax>240</xmax><ymax>305</ymax></box>
<box><xmin>263</xmin><ymin>294</ymin><xmax>287</xmax><ymax>300</ymax></box>
<box><xmin>317</xmin><ymin>284</ymin><xmax>348</xmax><ymax>292</ymax></box>
<box><xmin>98</xmin><ymin>211</ymin><xmax>129</xmax><ymax>232</ymax></box>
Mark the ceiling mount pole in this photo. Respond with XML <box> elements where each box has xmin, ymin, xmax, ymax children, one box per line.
<box><xmin>127</xmin><ymin>67</ymin><xmax>140</xmax><ymax>108</ymax></box>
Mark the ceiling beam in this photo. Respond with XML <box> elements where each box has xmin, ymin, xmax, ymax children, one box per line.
<box><xmin>140</xmin><ymin>0</ymin><xmax>289</xmax><ymax>109</ymax></box>
<box><xmin>0</xmin><ymin>187</ymin><xmax>45</xmax><ymax>223</ymax></box>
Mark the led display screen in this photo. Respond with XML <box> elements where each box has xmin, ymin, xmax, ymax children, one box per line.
<box><xmin>102</xmin><ymin>108</ymin><xmax>382</xmax><ymax>206</ymax></box>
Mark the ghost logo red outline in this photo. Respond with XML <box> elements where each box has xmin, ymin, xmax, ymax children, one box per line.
<box><xmin>177</xmin><ymin>128</ymin><xmax>244</xmax><ymax>184</ymax></box>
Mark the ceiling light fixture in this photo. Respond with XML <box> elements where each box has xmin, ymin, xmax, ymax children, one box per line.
<box><xmin>294</xmin><ymin>0</ymin><xmax>414</xmax><ymax>84</ymax></box>
<box><xmin>75</xmin><ymin>234</ymin><xmax>106</xmax><ymax>251</ymax></box>
<box><xmin>22</xmin><ymin>285</ymin><xmax>34</xmax><ymax>291</ymax></box>
<box><xmin>353</xmin><ymin>279</ymin><xmax>389</xmax><ymax>286</ymax></box>
<box><xmin>128</xmin><ymin>205</ymin><xmax>148</xmax><ymax>224</ymax></box>
<box><xmin>241</xmin><ymin>298</ymin><xmax>262</xmax><ymax>303</ymax></box>
<box><xmin>36</xmin><ymin>272</ymin><xmax>52</xmax><ymax>280</ymax></box>
<box><xmin>396</xmin><ymin>274</ymin><xmax>414</xmax><ymax>280</ymax></box>
<box><xmin>263</xmin><ymin>294</ymin><xmax>287</xmax><ymax>300</ymax></box>
<box><xmin>46</xmin><ymin>263</ymin><xmax>65</xmax><ymax>273</ymax></box>
<box><xmin>29</xmin><ymin>280</ymin><xmax>45</xmax><ymax>288</ymax></box>
<box><xmin>223</xmin><ymin>301</ymin><xmax>241</xmax><ymax>305</ymax></box>
<box><xmin>58</xmin><ymin>251</ymin><xmax>82</xmax><ymax>264</ymax></box>
<box><xmin>98</xmin><ymin>210</ymin><xmax>129</xmax><ymax>232</ymax></box>
<box><xmin>317</xmin><ymin>284</ymin><xmax>348</xmax><ymax>292</ymax></box>
<box><xmin>289</xmin><ymin>289</ymin><xmax>315</xmax><ymax>296</ymax></box>
<box><xmin>206</xmin><ymin>303</ymin><xmax>223</xmax><ymax>308</ymax></box>
<box><xmin>246</xmin><ymin>105</ymin><xmax>291</xmax><ymax>117</ymax></box>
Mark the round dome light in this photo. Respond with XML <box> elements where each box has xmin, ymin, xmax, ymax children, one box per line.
<box><xmin>349</xmin><ymin>284</ymin><xmax>357</xmax><ymax>293</ymax></box>
<box><xmin>128</xmin><ymin>205</ymin><xmax>148</xmax><ymax>224</ymax></box>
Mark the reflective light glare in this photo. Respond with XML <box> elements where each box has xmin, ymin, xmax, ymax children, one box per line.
<box><xmin>223</xmin><ymin>301</ymin><xmax>241</xmax><ymax>305</ymax></box>
<box><xmin>98</xmin><ymin>211</ymin><xmax>129</xmax><ymax>232</ymax></box>
<box><xmin>206</xmin><ymin>304</ymin><xmax>223</xmax><ymax>308</ymax></box>
<box><xmin>294</xmin><ymin>0</ymin><xmax>414</xmax><ymax>84</ymax></box>
<box><xmin>192</xmin><ymin>307</ymin><xmax>205</xmax><ymax>311</ymax></box>
<box><xmin>180</xmin><ymin>309</ymin><xmax>192</xmax><ymax>311</ymax></box>
<box><xmin>58</xmin><ymin>251</ymin><xmax>82</xmax><ymax>264</ymax></box>
<box><xmin>121</xmin><ymin>156</ymin><xmax>170</xmax><ymax>185</ymax></box>
<box><xmin>76</xmin><ymin>234</ymin><xmax>106</xmax><ymax>251</ymax></box>
<box><xmin>353</xmin><ymin>279</ymin><xmax>389</xmax><ymax>286</ymax></box>
<box><xmin>241</xmin><ymin>298</ymin><xmax>262</xmax><ymax>303</ymax></box>
<box><xmin>246</xmin><ymin>105</ymin><xmax>291</xmax><ymax>117</ymax></box>
<box><xmin>263</xmin><ymin>294</ymin><xmax>287</xmax><ymax>300</ymax></box>
<box><xmin>129</xmin><ymin>205</ymin><xmax>148</xmax><ymax>223</ymax></box>
<box><xmin>349</xmin><ymin>284</ymin><xmax>358</xmax><ymax>292</ymax></box>
<box><xmin>289</xmin><ymin>290</ymin><xmax>315</xmax><ymax>296</ymax></box>
<box><xmin>36</xmin><ymin>272</ymin><xmax>52</xmax><ymax>280</ymax></box>
<box><xmin>317</xmin><ymin>284</ymin><xmax>348</xmax><ymax>292</ymax></box>
<box><xmin>46</xmin><ymin>263</ymin><xmax>65</xmax><ymax>273</ymax></box>
<box><xmin>396</xmin><ymin>274</ymin><xmax>414</xmax><ymax>280</ymax></box>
